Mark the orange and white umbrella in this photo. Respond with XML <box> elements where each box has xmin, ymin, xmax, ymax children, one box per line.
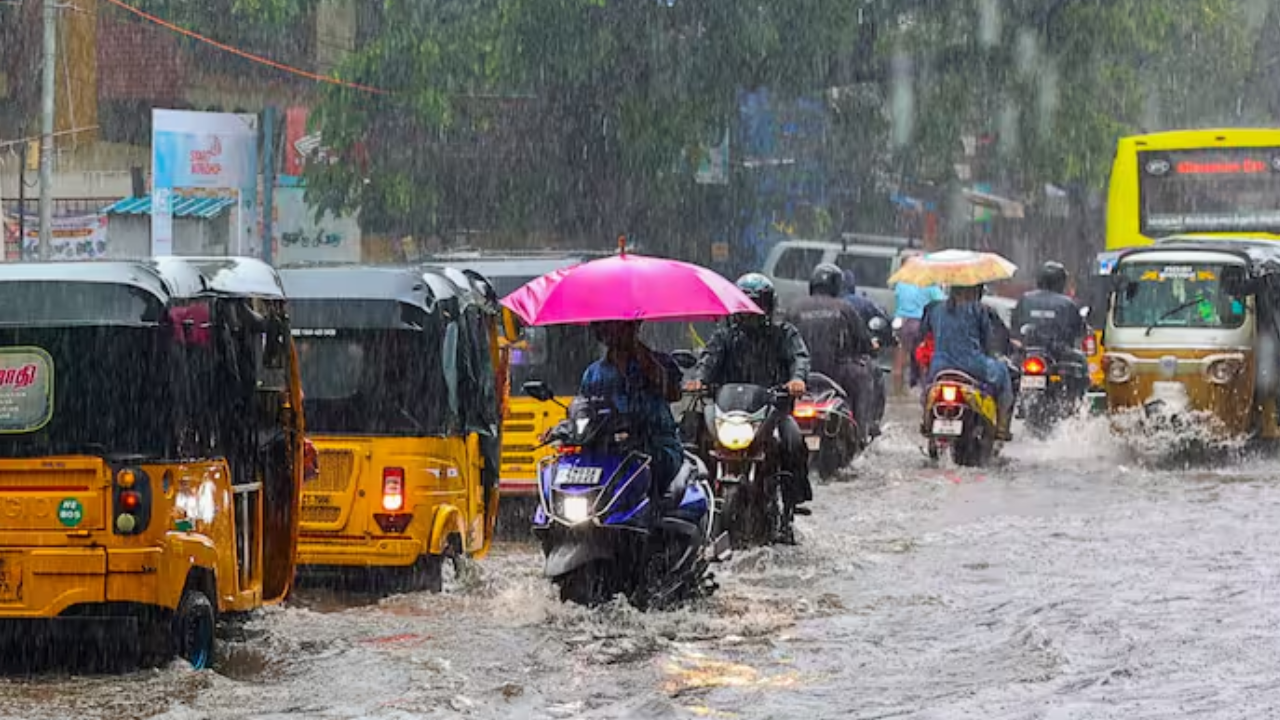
<box><xmin>889</xmin><ymin>249</ymin><xmax>1017</xmax><ymax>288</ymax></box>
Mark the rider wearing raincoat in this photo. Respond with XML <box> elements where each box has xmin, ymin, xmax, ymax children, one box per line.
<box><xmin>688</xmin><ymin>274</ymin><xmax>813</xmax><ymax>514</ymax></box>
<box><xmin>924</xmin><ymin>285</ymin><xmax>1015</xmax><ymax>440</ymax></box>
<box><xmin>580</xmin><ymin>320</ymin><xmax>685</xmax><ymax>495</ymax></box>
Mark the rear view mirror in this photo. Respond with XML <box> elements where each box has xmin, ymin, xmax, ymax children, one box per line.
<box><xmin>1079</xmin><ymin>306</ymin><xmax>1090</xmax><ymax>319</ymax></box>
<box><xmin>1019</xmin><ymin>323</ymin><xmax>1035</xmax><ymax>337</ymax></box>
<box><xmin>868</xmin><ymin>317</ymin><xmax>887</xmax><ymax>332</ymax></box>
<box><xmin>522</xmin><ymin>380</ymin><xmax>555</xmax><ymax>402</ymax></box>
<box><xmin>891</xmin><ymin>317</ymin><xmax>904</xmax><ymax>331</ymax></box>
<box><xmin>671</xmin><ymin>349</ymin><xmax>699</xmax><ymax>369</ymax></box>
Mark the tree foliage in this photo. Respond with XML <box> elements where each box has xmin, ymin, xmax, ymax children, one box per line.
<box><xmin>224</xmin><ymin>0</ymin><xmax>1263</xmax><ymax>243</ymax></box>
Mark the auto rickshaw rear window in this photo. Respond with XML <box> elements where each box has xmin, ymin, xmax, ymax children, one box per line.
<box><xmin>0</xmin><ymin>347</ymin><xmax>53</xmax><ymax>433</ymax></box>
<box><xmin>1114</xmin><ymin>262</ymin><xmax>1246</xmax><ymax>329</ymax></box>
<box><xmin>294</xmin><ymin>328</ymin><xmax>451</xmax><ymax>436</ymax></box>
<box><xmin>0</xmin><ymin>281</ymin><xmax>163</xmax><ymax>326</ymax></box>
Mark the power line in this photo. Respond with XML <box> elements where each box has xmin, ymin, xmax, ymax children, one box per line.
<box><xmin>100</xmin><ymin>0</ymin><xmax>388</xmax><ymax>95</ymax></box>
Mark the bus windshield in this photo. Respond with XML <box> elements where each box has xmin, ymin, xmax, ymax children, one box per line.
<box><xmin>1139</xmin><ymin>148</ymin><xmax>1280</xmax><ymax>235</ymax></box>
<box><xmin>1113</xmin><ymin>262</ymin><xmax>1246</xmax><ymax>330</ymax></box>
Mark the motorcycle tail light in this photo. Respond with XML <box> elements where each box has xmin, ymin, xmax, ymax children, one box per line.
<box><xmin>939</xmin><ymin>384</ymin><xmax>960</xmax><ymax>405</ymax></box>
<box><xmin>793</xmin><ymin>403</ymin><xmax>817</xmax><ymax>419</ymax></box>
<box><xmin>1023</xmin><ymin>356</ymin><xmax>1047</xmax><ymax>375</ymax></box>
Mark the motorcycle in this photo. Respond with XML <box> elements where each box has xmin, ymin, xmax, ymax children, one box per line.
<box><xmin>793</xmin><ymin>315</ymin><xmax>895</xmax><ymax>480</ymax></box>
<box><xmin>670</xmin><ymin>350</ymin><xmax>797</xmax><ymax>548</ymax></box>
<box><xmin>524</xmin><ymin>381</ymin><xmax>726</xmax><ymax>608</ymax></box>
<box><xmin>1017</xmin><ymin>307</ymin><xmax>1093</xmax><ymax>436</ymax></box>
<box><xmin>793</xmin><ymin>372</ymin><xmax>858</xmax><ymax>480</ymax></box>
<box><xmin>922</xmin><ymin>371</ymin><xmax>1003</xmax><ymax>467</ymax></box>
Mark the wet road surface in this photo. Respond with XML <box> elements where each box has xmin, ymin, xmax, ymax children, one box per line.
<box><xmin>5</xmin><ymin>406</ymin><xmax>1280</xmax><ymax>719</ymax></box>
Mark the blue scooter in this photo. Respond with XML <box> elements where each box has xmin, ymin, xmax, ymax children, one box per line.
<box><xmin>525</xmin><ymin>381</ymin><xmax>729</xmax><ymax>608</ymax></box>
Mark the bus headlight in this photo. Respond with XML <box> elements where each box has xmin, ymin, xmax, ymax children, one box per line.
<box><xmin>715</xmin><ymin>419</ymin><xmax>756</xmax><ymax>450</ymax></box>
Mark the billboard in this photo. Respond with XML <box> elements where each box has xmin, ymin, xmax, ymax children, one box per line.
<box><xmin>152</xmin><ymin>109</ymin><xmax>259</xmax><ymax>256</ymax></box>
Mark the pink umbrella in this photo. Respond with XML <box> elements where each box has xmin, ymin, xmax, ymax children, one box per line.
<box><xmin>501</xmin><ymin>250</ymin><xmax>762</xmax><ymax>326</ymax></box>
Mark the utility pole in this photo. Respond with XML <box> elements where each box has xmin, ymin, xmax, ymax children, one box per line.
<box><xmin>38</xmin><ymin>0</ymin><xmax>57</xmax><ymax>260</ymax></box>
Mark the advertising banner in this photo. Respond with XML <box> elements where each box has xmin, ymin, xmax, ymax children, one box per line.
<box><xmin>9</xmin><ymin>213</ymin><xmax>108</xmax><ymax>261</ymax></box>
<box><xmin>152</xmin><ymin>109</ymin><xmax>259</xmax><ymax>256</ymax></box>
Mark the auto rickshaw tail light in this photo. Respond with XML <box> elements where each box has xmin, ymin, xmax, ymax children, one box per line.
<box><xmin>303</xmin><ymin>438</ymin><xmax>320</xmax><ymax>481</ymax></box>
<box><xmin>113</xmin><ymin>467</ymin><xmax>152</xmax><ymax>535</ymax></box>
<box><xmin>1082</xmin><ymin>334</ymin><xmax>1098</xmax><ymax>356</ymax></box>
<box><xmin>382</xmin><ymin>467</ymin><xmax>406</xmax><ymax>512</ymax></box>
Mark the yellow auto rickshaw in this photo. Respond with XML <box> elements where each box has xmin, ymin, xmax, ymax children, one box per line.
<box><xmin>281</xmin><ymin>265</ymin><xmax>503</xmax><ymax>591</ymax></box>
<box><xmin>1103</xmin><ymin>238</ymin><xmax>1280</xmax><ymax>440</ymax></box>
<box><xmin>0</xmin><ymin>257</ymin><xmax>305</xmax><ymax>669</ymax></box>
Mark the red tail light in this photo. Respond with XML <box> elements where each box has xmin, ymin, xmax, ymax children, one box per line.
<box><xmin>119</xmin><ymin>490</ymin><xmax>141</xmax><ymax>512</ymax></box>
<box><xmin>793</xmin><ymin>400</ymin><xmax>836</xmax><ymax>419</ymax></box>
<box><xmin>382</xmin><ymin>467</ymin><xmax>405</xmax><ymax>512</ymax></box>
<box><xmin>303</xmin><ymin>438</ymin><xmax>320</xmax><ymax>481</ymax></box>
<box><xmin>1023</xmin><ymin>356</ymin><xmax>1047</xmax><ymax>375</ymax></box>
<box><xmin>1082</xmin><ymin>334</ymin><xmax>1098</xmax><ymax>356</ymax></box>
<box><xmin>939</xmin><ymin>384</ymin><xmax>960</xmax><ymax>404</ymax></box>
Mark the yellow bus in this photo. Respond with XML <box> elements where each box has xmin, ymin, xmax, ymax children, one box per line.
<box><xmin>1106</xmin><ymin>128</ymin><xmax>1280</xmax><ymax>251</ymax></box>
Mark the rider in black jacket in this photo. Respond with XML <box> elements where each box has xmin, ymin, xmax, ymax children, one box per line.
<box><xmin>788</xmin><ymin>263</ymin><xmax>878</xmax><ymax>445</ymax></box>
<box><xmin>1013</xmin><ymin>261</ymin><xmax>1088</xmax><ymax>356</ymax></box>
<box><xmin>687</xmin><ymin>273</ymin><xmax>812</xmax><ymax>529</ymax></box>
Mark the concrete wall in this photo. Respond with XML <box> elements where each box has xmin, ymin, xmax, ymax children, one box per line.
<box><xmin>106</xmin><ymin>214</ymin><xmax>231</xmax><ymax>258</ymax></box>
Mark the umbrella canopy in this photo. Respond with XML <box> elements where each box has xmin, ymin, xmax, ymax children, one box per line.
<box><xmin>501</xmin><ymin>252</ymin><xmax>762</xmax><ymax>326</ymax></box>
<box><xmin>889</xmin><ymin>249</ymin><xmax>1017</xmax><ymax>288</ymax></box>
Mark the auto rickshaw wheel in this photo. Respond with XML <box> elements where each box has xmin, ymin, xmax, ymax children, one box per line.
<box><xmin>174</xmin><ymin>589</ymin><xmax>216</xmax><ymax>670</ymax></box>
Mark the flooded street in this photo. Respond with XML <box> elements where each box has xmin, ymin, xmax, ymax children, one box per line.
<box><xmin>6</xmin><ymin>406</ymin><xmax>1280</xmax><ymax>720</ymax></box>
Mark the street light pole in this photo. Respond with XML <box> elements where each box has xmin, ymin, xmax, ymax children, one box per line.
<box><xmin>38</xmin><ymin>0</ymin><xmax>57</xmax><ymax>260</ymax></box>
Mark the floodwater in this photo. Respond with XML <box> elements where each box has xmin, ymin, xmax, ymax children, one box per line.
<box><xmin>5</xmin><ymin>406</ymin><xmax>1280</xmax><ymax>719</ymax></box>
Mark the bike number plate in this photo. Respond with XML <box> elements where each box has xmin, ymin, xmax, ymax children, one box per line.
<box><xmin>1022</xmin><ymin>375</ymin><xmax>1047</xmax><ymax>390</ymax></box>
<box><xmin>932</xmin><ymin>419</ymin><xmax>963</xmax><ymax>436</ymax></box>
<box><xmin>804</xmin><ymin>435</ymin><xmax>821</xmax><ymax>451</ymax></box>
<box><xmin>555</xmin><ymin>466</ymin><xmax>604</xmax><ymax>486</ymax></box>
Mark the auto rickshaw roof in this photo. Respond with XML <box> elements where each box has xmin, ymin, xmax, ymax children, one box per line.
<box><xmin>280</xmin><ymin>265</ymin><xmax>451</xmax><ymax>310</ymax></box>
<box><xmin>1121</xmin><ymin>238</ymin><xmax>1280</xmax><ymax>270</ymax></box>
<box><xmin>152</xmin><ymin>256</ymin><xmax>287</xmax><ymax>300</ymax></box>
<box><xmin>0</xmin><ymin>260</ymin><xmax>172</xmax><ymax>302</ymax></box>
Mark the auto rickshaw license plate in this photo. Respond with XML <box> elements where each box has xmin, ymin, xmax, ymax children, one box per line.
<box><xmin>804</xmin><ymin>435</ymin><xmax>821</xmax><ymax>451</ymax></box>
<box><xmin>933</xmin><ymin>419</ymin><xmax>963</xmax><ymax>436</ymax></box>
<box><xmin>0</xmin><ymin>555</ymin><xmax>21</xmax><ymax>603</ymax></box>
<box><xmin>302</xmin><ymin>494</ymin><xmax>332</xmax><ymax>507</ymax></box>
<box><xmin>1023</xmin><ymin>375</ymin><xmax>1047</xmax><ymax>390</ymax></box>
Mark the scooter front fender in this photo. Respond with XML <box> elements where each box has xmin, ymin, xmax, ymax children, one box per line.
<box><xmin>544</xmin><ymin>536</ymin><xmax>613</xmax><ymax>578</ymax></box>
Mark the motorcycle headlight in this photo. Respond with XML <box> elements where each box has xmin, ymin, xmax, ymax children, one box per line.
<box><xmin>715</xmin><ymin>418</ymin><xmax>756</xmax><ymax>450</ymax></box>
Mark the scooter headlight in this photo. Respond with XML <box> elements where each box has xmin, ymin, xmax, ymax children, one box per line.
<box><xmin>561</xmin><ymin>495</ymin><xmax>592</xmax><ymax>524</ymax></box>
<box><xmin>715</xmin><ymin>418</ymin><xmax>756</xmax><ymax>450</ymax></box>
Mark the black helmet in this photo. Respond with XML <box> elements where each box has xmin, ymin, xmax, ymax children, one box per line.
<box><xmin>809</xmin><ymin>263</ymin><xmax>844</xmax><ymax>297</ymax></box>
<box><xmin>1037</xmin><ymin>261</ymin><xmax>1068</xmax><ymax>293</ymax></box>
<box><xmin>735</xmin><ymin>272</ymin><xmax>776</xmax><ymax>318</ymax></box>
